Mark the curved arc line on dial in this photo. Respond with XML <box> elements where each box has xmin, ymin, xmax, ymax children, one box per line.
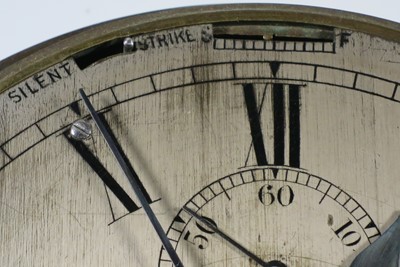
<box><xmin>1</xmin><ymin>60</ymin><xmax>399</xmax><ymax>172</ymax></box>
<box><xmin>158</xmin><ymin>166</ymin><xmax>380</xmax><ymax>263</ymax></box>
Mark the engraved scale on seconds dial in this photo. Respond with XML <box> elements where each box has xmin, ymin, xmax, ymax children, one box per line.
<box><xmin>0</xmin><ymin>5</ymin><xmax>400</xmax><ymax>267</ymax></box>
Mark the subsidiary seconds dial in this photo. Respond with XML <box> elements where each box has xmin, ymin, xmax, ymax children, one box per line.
<box><xmin>161</xmin><ymin>167</ymin><xmax>380</xmax><ymax>266</ymax></box>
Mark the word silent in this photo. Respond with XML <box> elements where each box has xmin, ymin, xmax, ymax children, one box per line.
<box><xmin>8</xmin><ymin>61</ymin><xmax>72</xmax><ymax>104</ymax></box>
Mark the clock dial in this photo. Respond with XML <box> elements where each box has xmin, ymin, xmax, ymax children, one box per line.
<box><xmin>0</xmin><ymin>5</ymin><xmax>399</xmax><ymax>267</ymax></box>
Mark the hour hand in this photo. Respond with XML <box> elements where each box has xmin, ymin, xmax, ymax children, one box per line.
<box><xmin>350</xmin><ymin>216</ymin><xmax>400</xmax><ymax>267</ymax></box>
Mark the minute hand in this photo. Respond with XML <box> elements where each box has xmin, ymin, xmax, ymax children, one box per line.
<box><xmin>79</xmin><ymin>89</ymin><xmax>184</xmax><ymax>267</ymax></box>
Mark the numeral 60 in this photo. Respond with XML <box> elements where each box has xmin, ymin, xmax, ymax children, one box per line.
<box><xmin>258</xmin><ymin>184</ymin><xmax>295</xmax><ymax>206</ymax></box>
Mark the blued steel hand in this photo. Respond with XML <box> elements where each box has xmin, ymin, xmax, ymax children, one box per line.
<box><xmin>350</xmin><ymin>216</ymin><xmax>400</xmax><ymax>267</ymax></box>
<box><xmin>79</xmin><ymin>89</ymin><xmax>184</xmax><ymax>267</ymax></box>
<box><xmin>183</xmin><ymin>207</ymin><xmax>275</xmax><ymax>267</ymax></box>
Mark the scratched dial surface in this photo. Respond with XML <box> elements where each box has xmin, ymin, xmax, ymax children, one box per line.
<box><xmin>0</xmin><ymin>5</ymin><xmax>399</xmax><ymax>267</ymax></box>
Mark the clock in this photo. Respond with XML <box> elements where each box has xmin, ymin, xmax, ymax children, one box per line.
<box><xmin>0</xmin><ymin>4</ymin><xmax>399</xmax><ymax>266</ymax></box>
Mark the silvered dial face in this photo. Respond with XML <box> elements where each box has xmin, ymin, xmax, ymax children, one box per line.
<box><xmin>0</xmin><ymin>5</ymin><xmax>399</xmax><ymax>267</ymax></box>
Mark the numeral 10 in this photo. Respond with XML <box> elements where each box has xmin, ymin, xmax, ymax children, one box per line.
<box><xmin>332</xmin><ymin>219</ymin><xmax>362</xmax><ymax>247</ymax></box>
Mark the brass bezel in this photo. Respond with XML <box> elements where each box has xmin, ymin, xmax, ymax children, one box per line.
<box><xmin>1</xmin><ymin>4</ymin><xmax>399</xmax><ymax>92</ymax></box>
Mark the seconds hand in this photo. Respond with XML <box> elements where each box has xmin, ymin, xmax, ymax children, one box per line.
<box><xmin>79</xmin><ymin>89</ymin><xmax>184</xmax><ymax>267</ymax></box>
<box><xmin>183</xmin><ymin>207</ymin><xmax>275</xmax><ymax>267</ymax></box>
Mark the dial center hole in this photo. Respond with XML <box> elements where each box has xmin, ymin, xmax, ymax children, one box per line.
<box><xmin>268</xmin><ymin>260</ymin><xmax>287</xmax><ymax>267</ymax></box>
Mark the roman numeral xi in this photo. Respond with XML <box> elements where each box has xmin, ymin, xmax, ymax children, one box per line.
<box><xmin>64</xmin><ymin>111</ymin><xmax>158</xmax><ymax>223</ymax></box>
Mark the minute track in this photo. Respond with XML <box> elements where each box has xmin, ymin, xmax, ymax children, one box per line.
<box><xmin>1</xmin><ymin>60</ymin><xmax>399</xmax><ymax>173</ymax></box>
